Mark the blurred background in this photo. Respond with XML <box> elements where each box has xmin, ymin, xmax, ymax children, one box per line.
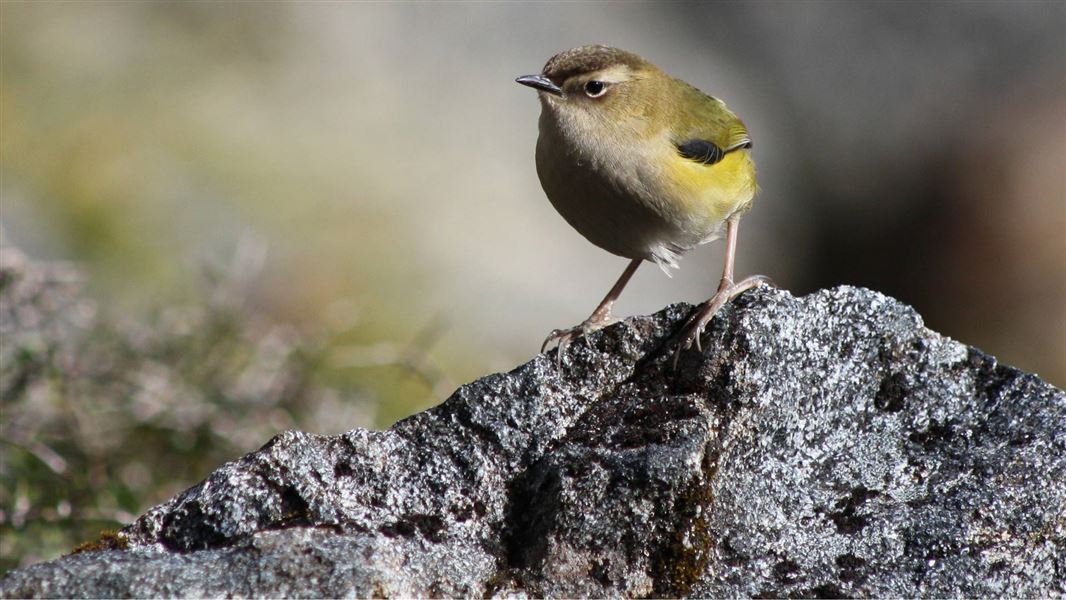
<box><xmin>1</xmin><ymin>1</ymin><xmax>1063</xmax><ymax>571</ymax></box>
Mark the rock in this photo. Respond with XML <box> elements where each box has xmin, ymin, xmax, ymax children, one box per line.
<box><xmin>2</xmin><ymin>286</ymin><xmax>1063</xmax><ymax>598</ymax></box>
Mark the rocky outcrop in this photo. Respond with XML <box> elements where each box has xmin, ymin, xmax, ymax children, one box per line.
<box><xmin>2</xmin><ymin>286</ymin><xmax>1063</xmax><ymax>598</ymax></box>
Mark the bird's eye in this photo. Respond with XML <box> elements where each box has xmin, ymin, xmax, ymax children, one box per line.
<box><xmin>584</xmin><ymin>80</ymin><xmax>607</xmax><ymax>98</ymax></box>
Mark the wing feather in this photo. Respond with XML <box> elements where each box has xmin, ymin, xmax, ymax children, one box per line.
<box><xmin>669</xmin><ymin>80</ymin><xmax>751</xmax><ymax>165</ymax></box>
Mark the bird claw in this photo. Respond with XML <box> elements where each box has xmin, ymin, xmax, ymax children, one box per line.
<box><xmin>671</xmin><ymin>312</ymin><xmax>706</xmax><ymax>370</ymax></box>
<box><xmin>542</xmin><ymin>327</ymin><xmax>582</xmax><ymax>369</ymax></box>
<box><xmin>672</xmin><ymin>275</ymin><xmax>772</xmax><ymax>370</ymax></box>
<box><xmin>541</xmin><ymin>315</ymin><xmax>614</xmax><ymax>368</ymax></box>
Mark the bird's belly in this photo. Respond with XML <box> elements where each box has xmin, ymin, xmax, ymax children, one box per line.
<box><xmin>536</xmin><ymin>145</ymin><xmax>676</xmax><ymax>262</ymax></box>
<box><xmin>535</xmin><ymin>134</ymin><xmax>756</xmax><ymax>267</ymax></box>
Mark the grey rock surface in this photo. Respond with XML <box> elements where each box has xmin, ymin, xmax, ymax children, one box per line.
<box><xmin>2</xmin><ymin>286</ymin><xmax>1064</xmax><ymax>598</ymax></box>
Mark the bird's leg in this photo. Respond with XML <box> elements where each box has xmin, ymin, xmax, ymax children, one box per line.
<box><xmin>674</xmin><ymin>215</ymin><xmax>771</xmax><ymax>368</ymax></box>
<box><xmin>542</xmin><ymin>258</ymin><xmax>642</xmax><ymax>360</ymax></box>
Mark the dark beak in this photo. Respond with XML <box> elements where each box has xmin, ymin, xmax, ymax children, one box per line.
<box><xmin>515</xmin><ymin>74</ymin><xmax>563</xmax><ymax>97</ymax></box>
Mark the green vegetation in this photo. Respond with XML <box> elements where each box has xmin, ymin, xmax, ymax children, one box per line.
<box><xmin>0</xmin><ymin>243</ymin><xmax>452</xmax><ymax>572</ymax></box>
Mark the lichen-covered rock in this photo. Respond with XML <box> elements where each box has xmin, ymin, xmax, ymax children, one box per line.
<box><xmin>2</xmin><ymin>286</ymin><xmax>1063</xmax><ymax>598</ymax></box>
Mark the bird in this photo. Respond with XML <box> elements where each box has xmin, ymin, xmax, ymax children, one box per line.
<box><xmin>515</xmin><ymin>45</ymin><xmax>770</xmax><ymax>364</ymax></box>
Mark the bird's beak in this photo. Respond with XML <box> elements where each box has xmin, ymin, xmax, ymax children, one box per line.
<box><xmin>515</xmin><ymin>74</ymin><xmax>563</xmax><ymax>97</ymax></box>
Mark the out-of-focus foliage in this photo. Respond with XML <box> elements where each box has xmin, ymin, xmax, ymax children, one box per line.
<box><xmin>0</xmin><ymin>239</ymin><xmax>453</xmax><ymax>571</ymax></box>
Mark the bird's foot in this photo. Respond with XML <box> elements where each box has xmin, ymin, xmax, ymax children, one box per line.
<box><xmin>672</xmin><ymin>274</ymin><xmax>773</xmax><ymax>369</ymax></box>
<box><xmin>541</xmin><ymin>313</ymin><xmax>617</xmax><ymax>366</ymax></box>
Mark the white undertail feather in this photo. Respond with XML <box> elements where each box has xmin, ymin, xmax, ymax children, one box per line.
<box><xmin>650</xmin><ymin>242</ymin><xmax>685</xmax><ymax>276</ymax></box>
<box><xmin>650</xmin><ymin>221</ymin><xmax>731</xmax><ymax>275</ymax></box>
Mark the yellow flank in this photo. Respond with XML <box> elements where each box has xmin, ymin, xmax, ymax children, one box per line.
<box><xmin>664</xmin><ymin>147</ymin><xmax>757</xmax><ymax>227</ymax></box>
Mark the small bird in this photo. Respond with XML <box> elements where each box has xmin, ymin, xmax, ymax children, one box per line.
<box><xmin>516</xmin><ymin>45</ymin><xmax>770</xmax><ymax>363</ymax></box>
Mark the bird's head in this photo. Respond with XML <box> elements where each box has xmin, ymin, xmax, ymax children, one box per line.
<box><xmin>516</xmin><ymin>45</ymin><xmax>663</xmax><ymax>130</ymax></box>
